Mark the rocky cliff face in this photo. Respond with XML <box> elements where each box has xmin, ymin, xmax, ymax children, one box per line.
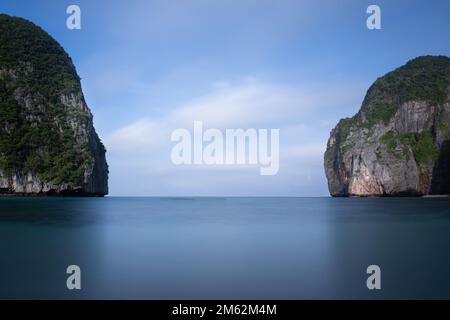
<box><xmin>0</xmin><ymin>14</ymin><xmax>108</xmax><ymax>196</ymax></box>
<box><xmin>325</xmin><ymin>56</ymin><xmax>450</xmax><ymax>197</ymax></box>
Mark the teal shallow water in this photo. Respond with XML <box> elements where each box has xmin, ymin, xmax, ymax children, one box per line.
<box><xmin>1</xmin><ymin>197</ymin><xmax>450</xmax><ymax>299</ymax></box>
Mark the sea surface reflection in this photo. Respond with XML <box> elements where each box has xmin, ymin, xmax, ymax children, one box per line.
<box><xmin>1</xmin><ymin>197</ymin><xmax>450</xmax><ymax>299</ymax></box>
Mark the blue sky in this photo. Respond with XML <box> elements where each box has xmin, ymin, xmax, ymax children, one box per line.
<box><xmin>1</xmin><ymin>0</ymin><xmax>450</xmax><ymax>196</ymax></box>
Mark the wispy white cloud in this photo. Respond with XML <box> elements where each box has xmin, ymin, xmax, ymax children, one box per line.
<box><xmin>103</xmin><ymin>77</ymin><xmax>356</xmax><ymax>196</ymax></box>
<box><xmin>105</xmin><ymin>78</ymin><xmax>314</xmax><ymax>152</ymax></box>
<box><xmin>106</xmin><ymin>119</ymin><xmax>165</xmax><ymax>154</ymax></box>
<box><xmin>170</xmin><ymin>79</ymin><xmax>312</xmax><ymax>128</ymax></box>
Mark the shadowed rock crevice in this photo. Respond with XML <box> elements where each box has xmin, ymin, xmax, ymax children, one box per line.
<box><xmin>430</xmin><ymin>140</ymin><xmax>450</xmax><ymax>194</ymax></box>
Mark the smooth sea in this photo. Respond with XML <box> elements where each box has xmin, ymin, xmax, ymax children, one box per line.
<box><xmin>1</xmin><ymin>197</ymin><xmax>450</xmax><ymax>299</ymax></box>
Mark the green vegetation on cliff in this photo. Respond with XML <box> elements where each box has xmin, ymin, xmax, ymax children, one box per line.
<box><xmin>400</xmin><ymin>131</ymin><xmax>439</xmax><ymax>164</ymax></box>
<box><xmin>361</xmin><ymin>55</ymin><xmax>450</xmax><ymax>128</ymax></box>
<box><xmin>370</xmin><ymin>56</ymin><xmax>450</xmax><ymax>106</ymax></box>
<box><xmin>0</xmin><ymin>14</ymin><xmax>81</xmax><ymax>95</ymax></box>
<box><xmin>379</xmin><ymin>130</ymin><xmax>439</xmax><ymax>164</ymax></box>
<box><xmin>0</xmin><ymin>14</ymin><xmax>98</xmax><ymax>186</ymax></box>
<box><xmin>333</xmin><ymin>55</ymin><xmax>450</xmax><ymax>152</ymax></box>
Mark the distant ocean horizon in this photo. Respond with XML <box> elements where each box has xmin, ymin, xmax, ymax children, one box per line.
<box><xmin>1</xmin><ymin>197</ymin><xmax>450</xmax><ymax>299</ymax></box>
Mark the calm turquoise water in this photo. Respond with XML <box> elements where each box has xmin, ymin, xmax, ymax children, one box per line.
<box><xmin>1</xmin><ymin>197</ymin><xmax>450</xmax><ymax>299</ymax></box>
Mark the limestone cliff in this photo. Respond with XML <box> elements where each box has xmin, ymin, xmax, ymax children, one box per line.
<box><xmin>0</xmin><ymin>14</ymin><xmax>108</xmax><ymax>196</ymax></box>
<box><xmin>325</xmin><ymin>56</ymin><xmax>450</xmax><ymax>197</ymax></box>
